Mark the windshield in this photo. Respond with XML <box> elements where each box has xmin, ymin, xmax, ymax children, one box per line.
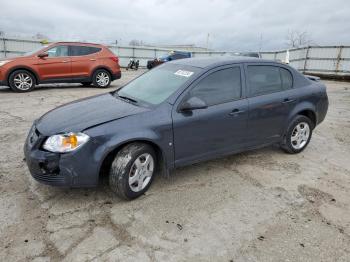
<box><xmin>116</xmin><ymin>64</ymin><xmax>199</xmax><ymax>105</ymax></box>
<box><xmin>23</xmin><ymin>45</ymin><xmax>48</xmax><ymax>56</ymax></box>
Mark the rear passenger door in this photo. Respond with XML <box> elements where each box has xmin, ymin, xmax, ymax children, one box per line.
<box><xmin>69</xmin><ymin>45</ymin><xmax>102</xmax><ymax>78</ymax></box>
<box><xmin>245</xmin><ymin>64</ymin><xmax>295</xmax><ymax>146</ymax></box>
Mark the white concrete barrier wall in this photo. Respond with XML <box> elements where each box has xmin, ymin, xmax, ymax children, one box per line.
<box><xmin>1</xmin><ymin>38</ymin><xmax>349</xmax><ymax>76</ymax></box>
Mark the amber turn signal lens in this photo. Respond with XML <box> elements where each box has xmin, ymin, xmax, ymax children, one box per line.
<box><xmin>62</xmin><ymin>135</ymin><xmax>78</xmax><ymax>148</ymax></box>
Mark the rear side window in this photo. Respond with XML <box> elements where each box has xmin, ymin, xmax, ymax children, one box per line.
<box><xmin>280</xmin><ymin>67</ymin><xmax>293</xmax><ymax>89</ymax></box>
<box><xmin>247</xmin><ymin>65</ymin><xmax>293</xmax><ymax>97</ymax></box>
<box><xmin>189</xmin><ymin>67</ymin><xmax>241</xmax><ymax>106</ymax></box>
<box><xmin>69</xmin><ymin>46</ymin><xmax>102</xmax><ymax>56</ymax></box>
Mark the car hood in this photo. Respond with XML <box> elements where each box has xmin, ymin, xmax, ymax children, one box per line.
<box><xmin>36</xmin><ymin>93</ymin><xmax>149</xmax><ymax>135</ymax></box>
<box><xmin>0</xmin><ymin>55</ymin><xmax>32</xmax><ymax>62</ymax></box>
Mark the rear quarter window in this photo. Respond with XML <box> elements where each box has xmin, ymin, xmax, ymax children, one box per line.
<box><xmin>280</xmin><ymin>67</ymin><xmax>293</xmax><ymax>89</ymax></box>
<box><xmin>69</xmin><ymin>46</ymin><xmax>102</xmax><ymax>56</ymax></box>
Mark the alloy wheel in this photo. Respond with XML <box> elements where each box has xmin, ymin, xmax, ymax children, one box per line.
<box><xmin>13</xmin><ymin>73</ymin><xmax>33</xmax><ymax>91</ymax></box>
<box><xmin>96</xmin><ymin>72</ymin><xmax>110</xmax><ymax>87</ymax></box>
<box><xmin>128</xmin><ymin>153</ymin><xmax>154</xmax><ymax>192</ymax></box>
<box><xmin>291</xmin><ymin>122</ymin><xmax>310</xmax><ymax>150</ymax></box>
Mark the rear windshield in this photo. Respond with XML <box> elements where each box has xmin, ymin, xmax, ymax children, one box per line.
<box><xmin>116</xmin><ymin>64</ymin><xmax>200</xmax><ymax>105</ymax></box>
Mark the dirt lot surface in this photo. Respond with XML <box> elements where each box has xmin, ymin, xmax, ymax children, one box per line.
<box><xmin>0</xmin><ymin>70</ymin><xmax>350</xmax><ymax>261</ymax></box>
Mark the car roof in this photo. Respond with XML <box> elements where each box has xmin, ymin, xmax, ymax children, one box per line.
<box><xmin>52</xmin><ymin>42</ymin><xmax>104</xmax><ymax>47</ymax></box>
<box><xmin>171</xmin><ymin>56</ymin><xmax>275</xmax><ymax>69</ymax></box>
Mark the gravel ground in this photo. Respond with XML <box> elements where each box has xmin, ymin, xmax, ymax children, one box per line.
<box><xmin>0</xmin><ymin>70</ymin><xmax>349</xmax><ymax>261</ymax></box>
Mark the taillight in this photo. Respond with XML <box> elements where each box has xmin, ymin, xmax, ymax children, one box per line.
<box><xmin>110</xmin><ymin>57</ymin><xmax>119</xmax><ymax>63</ymax></box>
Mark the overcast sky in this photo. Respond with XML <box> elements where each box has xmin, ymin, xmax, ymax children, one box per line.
<box><xmin>0</xmin><ymin>0</ymin><xmax>349</xmax><ymax>51</ymax></box>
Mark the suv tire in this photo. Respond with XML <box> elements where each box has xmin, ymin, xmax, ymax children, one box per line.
<box><xmin>281</xmin><ymin>115</ymin><xmax>313</xmax><ymax>154</ymax></box>
<box><xmin>9</xmin><ymin>70</ymin><xmax>36</xmax><ymax>92</ymax></box>
<box><xmin>92</xmin><ymin>69</ymin><xmax>111</xmax><ymax>88</ymax></box>
<box><xmin>109</xmin><ymin>143</ymin><xmax>156</xmax><ymax>200</ymax></box>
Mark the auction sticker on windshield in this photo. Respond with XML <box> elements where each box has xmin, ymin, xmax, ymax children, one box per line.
<box><xmin>174</xmin><ymin>70</ymin><xmax>194</xmax><ymax>77</ymax></box>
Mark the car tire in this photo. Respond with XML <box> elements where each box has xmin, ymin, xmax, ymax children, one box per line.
<box><xmin>9</xmin><ymin>70</ymin><xmax>36</xmax><ymax>92</ymax></box>
<box><xmin>281</xmin><ymin>115</ymin><xmax>314</xmax><ymax>154</ymax></box>
<box><xmin>81</xmin><ymin>82</ymin><xmax>92</xmax><ymax>87</ymax></box>
<box><xmin>92</xmin><ymin>69</ymin><xmax>111</xmax><ymax>88</ymax></box>
<box><xmin>109</xmin><ymin>143</ymin><xmax>156</xmax><ymax>200</ymax></box>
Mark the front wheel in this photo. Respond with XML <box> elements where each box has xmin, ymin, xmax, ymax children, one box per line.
<box><xmin>281</xmin><ymin>115</ymin><xmax>313</xmax><ymax>154</ymax></box>
<box><xmin>109</xmin><ymin>143</ymin><xmax>156</xmax><ymax>200</ymax></box>
<box><xmin>92</xmin><ymin>69</ymin><xmax>111</xmax><ymax>88</ymax></box>
<box><xmin>9</xmin><ymin>70</ymin><xmax>35</xmax><ymax>92</ymax></box>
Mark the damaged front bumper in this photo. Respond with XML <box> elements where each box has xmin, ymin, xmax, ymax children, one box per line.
<box><xmin>23</xmin><ymin>124</ymin><xmax>101</xmax><ymax>187</ymax></box>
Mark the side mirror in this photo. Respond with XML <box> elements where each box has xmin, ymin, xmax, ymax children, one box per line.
<box><xmin>38</xmin><ymin>53</ymin><xmax>48</xmax><ymax>59</ymax></box>
<box><xmin>179</xmin><ymin>97</ymin><xmax>207</xmax><ymax>112</ymax></box>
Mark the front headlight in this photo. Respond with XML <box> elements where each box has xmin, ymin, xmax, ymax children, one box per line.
<box><xmin>0</xmin><ymin>60</ymin><xmax>11</xmax><ymax>67</ymax></box>
<box><xmin>43</xmin><ymin>132</ymin><xmax>90</xmax><ymax>153</ymax></box>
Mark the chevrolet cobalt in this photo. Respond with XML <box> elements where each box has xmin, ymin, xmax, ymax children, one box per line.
<box><xmin>24</xmin><ymin>57</ymin><xmax>328</xmax><ymax>200</ymax></box>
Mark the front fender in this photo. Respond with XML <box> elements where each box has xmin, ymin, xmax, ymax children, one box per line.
<box><xmin>6</xmin><ymin>65</ymin><xmax>41</xmax><ymax>84</ymax></box>
<box><xmin>86</xmin><ymin>128</ymin><xmax>174</xmax><ymax>176</ymax></box>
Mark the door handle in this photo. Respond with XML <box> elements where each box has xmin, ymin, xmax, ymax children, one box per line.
<box><xmin>62</xmin><ymin>60</ymin><xmax>69</xmax><ymax>63</ymax></box>
<box><xmin>282</xmin><ymin>98</ymin><xmax>296</xmax><ymax>104</ymax></box>
<box><xmin>90</xmin><ymin>59</ymin><xmax>96</xmax><ymax>61</ymax></box>
<box><xmin>229</xmin><ymin>108</ymin><xmax>244</xmax><ymax>116</ymax></box>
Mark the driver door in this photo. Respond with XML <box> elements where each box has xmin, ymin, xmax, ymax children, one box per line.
<box><xmin>172</xmin><ymin>65</ymin><xmax>249</xmax><ymax>167</ymax></box>
<box><xmin>37</xmin><ymin>45</ymin><xmax>72</xmax><ymax>80</ymax></box>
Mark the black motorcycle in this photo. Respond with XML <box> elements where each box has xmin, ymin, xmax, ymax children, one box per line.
<box><xmin>126</xmin><ymin>59</ymin><xmax>139</xmax><ymax>70</ymax></box>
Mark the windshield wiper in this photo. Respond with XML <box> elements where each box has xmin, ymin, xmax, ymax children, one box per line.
<box><xmin>116</xmin><ymin>93</ymin><xmax>138</xmax><ymax>104</ymax></box>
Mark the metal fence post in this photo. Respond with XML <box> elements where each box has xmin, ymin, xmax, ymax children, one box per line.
<box><xmin>2</xmin><ymin>38</ymin><xmax>7</xmax><ymax>58</ymax></box>
<box><xmin>303</xmin><ymin>46</ymin><xmax>310</xmax><ymax>73</ymax></box>
<box><xmin>335</xmin><ymin>46</ymin><xmax>343</xmax><ymax>75</ymax></box>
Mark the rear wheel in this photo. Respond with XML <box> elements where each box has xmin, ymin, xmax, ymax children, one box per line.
<box><xmin>281</xmin><ymin>115</ymin><xmax>313</xmax><ymax>154</ymax></box>
<box><xmin>92</xmin><ymin>69</ymin><xmax>111</xmax><ymax>88</ymax></box>
<box><xmin>9</xmin><ymin>70</ymin><xmax>35</xmax><ymax>92</ymax></box>
<box><xmin>109</xmin><ymin>143</ymin><xmax>156</xmax><ymax>200</ymax></box>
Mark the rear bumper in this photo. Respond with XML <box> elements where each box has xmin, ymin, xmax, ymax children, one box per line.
<box><xmin>316</xmin><ymin>93</ymin><xmax>329</xmax><ymax>125</ymax></box>
<box><xmin>111</xmin><ymin>71</ymin><xmax>121</xmax><ymax>81</ymax></box>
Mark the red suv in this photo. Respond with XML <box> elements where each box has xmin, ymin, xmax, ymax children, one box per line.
<box><xmin>0</xmin><ymin>42</ymin><xmax>121</xmax><ymax>92</ymax></box>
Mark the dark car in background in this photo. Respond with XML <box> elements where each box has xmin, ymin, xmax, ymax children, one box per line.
<box><xmin>0</xmin><ymin>42</ymin><xmax>121</xmax><ymax>92</ymax></box>
<box><xmin>234</xmin><ymin>52</ymin><xmax>261</xmax><ymax>58</ymax></box>
<box><xmin>24</xmin><ymin>57</ymin><xmax>328</xmax><ymax>200</ymax></box>
<box><xmin>147</xmin><ymin>51</ymin><xmax>191</xmax><ymax>69</ymax></box>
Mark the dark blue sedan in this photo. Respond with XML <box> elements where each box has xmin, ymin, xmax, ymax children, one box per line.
<box><xmin>24</xmin><ymin>57</ymin><xmax>328</xmax><ymax>200</ymax></box>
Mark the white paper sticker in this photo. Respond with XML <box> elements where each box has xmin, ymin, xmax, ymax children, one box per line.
<box><xmin>174</xmin><ymin>70</ymin><xmax>194</xmax><ymax>77</ymax></box>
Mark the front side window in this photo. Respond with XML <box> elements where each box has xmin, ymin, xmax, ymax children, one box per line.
<box><xmin>188</xmin><ymin>67</ymin><xmax>241</xmax><ymax>106</ymax></box>
<box><xmin>247</xmin><ymin>65</ymin><xmax>293</xmax><ymax>97</ymax></box>
<box><xmin>46</xmin><ymin>45</ymin><xmax>68</xmax><ymax>57</ymax></box>
<box><xmin>69</xmin><ymin>46</ymin><xmax>101</xmax><ymax>56</ymax></box>
<box><xmin>117</xmin><ymin>64</ymin><xmax>199</xmax><ymax>105</ymax></box>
